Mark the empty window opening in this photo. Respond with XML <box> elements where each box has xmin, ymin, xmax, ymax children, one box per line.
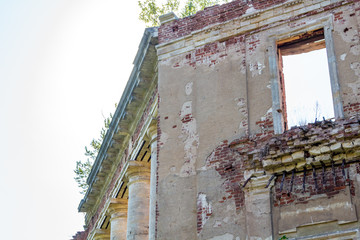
<box><xmin>278</xmin><ymin>29</ymin><xmax>334</xmax><ymax>129</ymax></box>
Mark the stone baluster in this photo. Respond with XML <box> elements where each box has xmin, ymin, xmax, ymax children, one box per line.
<box><xmin>107</xmin><ymin>198</ymin><xmax>128</xmax><ymax>240</ymax></box>
<box><xmin>126</xmin><ymin>161</ymin><xmax>151</xmax><ymax>240</ymax></box>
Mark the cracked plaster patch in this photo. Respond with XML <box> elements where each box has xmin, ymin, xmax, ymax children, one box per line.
<box><xmin>249</xmin><ymin>61</ymin><xmax>265</xmax><ymax>77</ymax></box>
<box><xmin>351</xmin><ymin>62</ymin><xmax>360</xmax><ymax>77</ymax></box>
<box><xmin>235</xmin><ymin>97</ymin><xmax>248</xmax><ymax>133</ymax></box>
<box><xmin>185</xmin><ymin>82</ymin><xmax>193</xmax><ymax>96</ymax></box>
<box><xmin>350</xmin><ymin>45</ymin><xmax>360</xmax><ymax>56</ymax></box>
<box><xmin>340</xmin><ymin>53</ymin><xmax>347</xmax><ymax>61</ymax></box>
<box><xmin>159</xmin><ymin>131</ymin><xmax>168</xmax><ymax>149</ymax></box>
<box><xmin>348</xmin><ymin>62</ymin><xmax>360</xmax><ymax>94</ymax></box>
<box><xmin>213</xmin><ymin>220</ymin><xmax>222</xmax><ymax>227</ymax></box>
<box><xmin>260</xmin><ymin>108</ymin><xmax>272</xmax><ymax>121</ymax></box>
<box><xmin>337</xmin><ymin>24</ymin><xmax>360</xmax><ymax>55</ymax></box>
<box><xmin>179</xmin><ymin>101</ymin><xmax>199</xmax><ymax>177</ymax></box>
<box><xmin>198</xmin><ymin>193</ymin><xmax>212</xmax><ymax>233</ymax></box>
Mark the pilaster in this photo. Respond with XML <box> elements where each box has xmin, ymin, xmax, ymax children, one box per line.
<box><xmin>147</xmin><ymin>120</ymin><xmax>158</xmax><ymax>240</ymax></box>
<box><xmin>244</xmin><ymin>174</ymin><xmax>275</xmax><ymax>240</ymax></box>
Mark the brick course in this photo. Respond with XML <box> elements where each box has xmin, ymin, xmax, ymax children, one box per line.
<box><xmin>159</xmin><ymin>0</ymin><xmax>288</xmax><ymax>43</ymax></box>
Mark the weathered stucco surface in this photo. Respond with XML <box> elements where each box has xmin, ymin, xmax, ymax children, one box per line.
<box><xmin>157</xmin><ymin>0</ymin><xmax>360</xmax><ymax>239</ymax></box>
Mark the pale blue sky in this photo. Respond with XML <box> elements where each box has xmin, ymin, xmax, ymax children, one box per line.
<box><xmin>0</xmin><ymin>1</ymin><xmax>145</xmax><ymax>239</ymax></box>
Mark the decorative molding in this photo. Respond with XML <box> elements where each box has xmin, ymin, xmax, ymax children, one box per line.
<box><xmin>243</xmin><ymin>12</ymin><xmax>260</xmax><ymax>20</ymax></box>
<box><xmin>284</xmin><ymin>0</ymin><xmax>304</xmax><ymax>8</ymax></box>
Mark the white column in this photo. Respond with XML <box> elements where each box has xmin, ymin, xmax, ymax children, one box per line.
<box><xmin>126</xmin><ymin>161</ymin><xmax>151</xmax><ymax>240</ymax></box>
<box><xmin>147</xmin><ymin>122</ymin><xmax>157</xmax><ymax>240</ymax></box>
<box><xmin>107</xmin><ymin>198</ymin><xmax>128</xmax><ymax>240</ymax></box>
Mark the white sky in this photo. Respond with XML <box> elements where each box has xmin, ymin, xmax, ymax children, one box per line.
<box><xmin>0</xmin><ymin>1</ymin><xmax>145</xmax><ymax>239</ymax></box>
<box><xmin>283</xmin><ymin>48</ymin><xmax>334</xmax><ymax>128</ymax></box>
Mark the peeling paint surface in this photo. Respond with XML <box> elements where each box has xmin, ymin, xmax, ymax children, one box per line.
<box><xmin>235</xmin><ymin>97</ymin><xmax>248</xmax><ymax>134</ymax></box>
<box><xmin>249</xmin><ymin>61</ymin><xmax>265</xmax><ymax>77</ymax></box>
<box><xmin>159</xmin><ymin>131</ymin><xmax>168</xmax><ymax>149</ymax></box>
<box><xmin>351</xmin><ymin>62</ymin><xmax>360</xmax><ymax>77</ymax></box>
<box><xmin>340</xmin><ymin>53</ymin><xmax>347</xmax><ymax>61</ymax></box>
<box><xmin>179</xmin><ymin>101</ymin><xmax>199</xmax><ymax>177</ymax></box>
<box><xmin>197</xmin><ymin>193</ymin><xmax>212</xmax><ymax>234</ymax></box>
<box><xmin>185</xmin><ymin>82</ymin><xmax>193</xmax><ymax>96</ymax></box>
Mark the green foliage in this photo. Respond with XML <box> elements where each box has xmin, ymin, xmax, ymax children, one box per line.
<box><xmin>138</xmin><ymin>0</ymin><xmax>180</xmax><ymax>27</ymax></box>
<box><xmin>278</xmin><ymin>236</ymin><xmax>289</xmax><ymax>240</ymax></box>
<box><xmin>180</xmin><ymin>0</ymin><xmax>222</xmax><ymax>18</ymax></box>
<box><xmin>138</xmin><ymin>0</ymin><xmax>229</xmax><ymax>27</ymax></box>
<box><xmin>74</xmin><ymin>107</ymin><xmax>115</xmax><ymax>195</ymax></box>
<box><xmin>74</xmin><ymin>159</ymin><xmax>93</xmax><ymax>195</ymax></box>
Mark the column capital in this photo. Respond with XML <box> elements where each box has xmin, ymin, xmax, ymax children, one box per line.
<box><xmin>107</xmin><ymin>198</ymin><xmax>128</xmax><ymax>219</ymax></box>
<box><xmin>126</xmin><ymin>161</ymin><xmax>151</xmax><ymax>186</ymax></box>
<box><xmin>244</xmin><ymin>175</ymin><xmax>274</xmax><ymax>194</ymax></box>
<box><xmin>93</xmin><ymin>229</ymin><xmax>110</xmax><ymax>240</ymax></box>
<box><xmin>146</xmin><ymin>119</ymin><xmax>157</xmax><ymax>144</ymax></box>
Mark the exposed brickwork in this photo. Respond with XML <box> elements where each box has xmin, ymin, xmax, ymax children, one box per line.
<box><xmin>181</xmin><ymin>113</ymin><xmax>194</xmax><ymax>123</ymax></box>
<box><xmin>206</xmin><ymin>117</ymin><xmax>360</xmax><ymax>216</ymax></box>
<box><xmin>254</xmin><ymin>110</ymin><xmax>274</xmax><ymax>138</ymax></box>
<box><xmin>344</xmin><ymin>102</ymin><xmax>360</xmax><ymax>117</ymax></box>
<box><xmin>171</xmin><ymin>34</ymin><xmax>246</xmax><ymax>69</ymax></box>
<box><xmin>159</xmin><ymin>0</ymin><xmax>287</xmax><ymax>43</ymax></box>
<box><xmin>273</xmin><ymin>163</ymin><xmax>357</xmax><ymax>207</ymax></box>
<box><xmin>247</xmin><ymin>34</ymin><xmax>260</xmax><ymax>56</ymax></box>
<box><xmin>132</xmin><ymin>89</ymin><xmax>157</xmax><ymax>144</ymax></box>
<box><xmin>155</xmin><ymin>93</ymin><xmax>160</xmax><ymax>239</ymax></box>
<box><xmin>196</xmin><ymin>193</ymin><xmax>212</xmax><ymax>234</ymax></box>
<box><xmin>257</xmin><ymin>118</ymin><xmax>360</xmax><ymax>173</ymax></box>
<box><xmin>159</xmin><ymin>0</ymin><xmax>360</xmax><ymax>44</ymax></box>
<box><xmin>206</xmin><ymin>141</ymin><xmax>246</xmax><ymax>211</ymax></box>
<box><xmin>334</xmin><ymin>10</ymin><xmax>346</xmax><ymax>23</ymax></box>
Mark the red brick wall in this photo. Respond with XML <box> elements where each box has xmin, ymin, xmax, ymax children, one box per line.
<box><xmin>158</xmin><ymin>0</ymin><xmax>288</xmax><ymax>43</ymax></box>
<box><xmin>170</xmin><ymin>34</ymin><xmax>246</xmax><ymax>69</ymax></box>
<box><xmin>204</xmin><ymin>117</ymin><xmax>360</xmax><ymax>219</ymax></box>
<box><xmin>205</xmin><ymin>141</ymin><xmax>247</xmax><ymax>212</ymax></box>
<box><xmin>273</xmin><ymin>163</ymin><xmax>357</xmax><ymax>207</ymax></box>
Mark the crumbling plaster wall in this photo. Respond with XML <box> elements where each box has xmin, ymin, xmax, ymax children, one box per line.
<box><xmin>157</xmin><ymin>41</ymin><xmax>249</xmax><ymax>239</ymax></box>
<box><xmin>157</xmin><ymin>0</ymin><xmax>360</xmax><ymax>239</ymax></box>
<box><xmin>333</xmin><ymin>4</ymin><xmax>360</xmax><ymax>116</ymax></box>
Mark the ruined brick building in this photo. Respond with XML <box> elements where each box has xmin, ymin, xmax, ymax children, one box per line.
<box><xmin>73</xmin><ymin>0</ymin><xmax>360</xmax><ymax>239</ymax></box>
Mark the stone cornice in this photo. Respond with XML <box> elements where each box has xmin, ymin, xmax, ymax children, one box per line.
<box><xmin>78</xmin><ymin>27</ymin><xmax>158</xmax><ymax>216</ymax></box>
<box><xmin>86</xmin><ymin>98</ymin><xmax>158</xmax><ymax>232</ymax></box>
